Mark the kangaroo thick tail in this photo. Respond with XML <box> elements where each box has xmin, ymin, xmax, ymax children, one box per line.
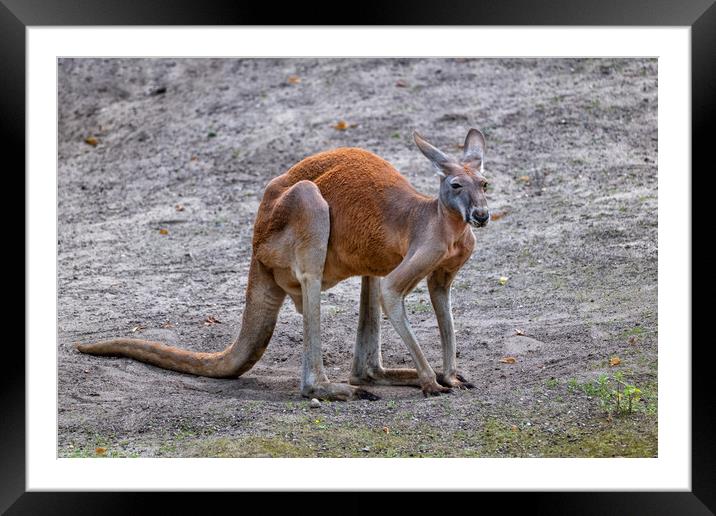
<box><xmin>76</xmin><ymin>258</ymin><xmax>286</xmax><ymax>379</ymax></box>
<box><xmin>75</xmin><ymin>338</ymin><xmax>238</xmax><ymax>378</ymax></box>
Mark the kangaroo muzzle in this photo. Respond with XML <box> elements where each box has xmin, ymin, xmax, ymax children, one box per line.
<box><xmin>469</xmin><ymin>208</ymin><xmax>489</xmax><ymax>227</ymax></box>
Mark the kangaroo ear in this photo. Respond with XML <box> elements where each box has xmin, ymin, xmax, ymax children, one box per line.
<box><xmin>462</xmin><ymin>128</ymin><xmax>486</xmax><ymax>165</ymax></box>
<box><xmin>413</xmin><ymin>131</ymin><xmax>452</xmax><ymax>177</ymax></box>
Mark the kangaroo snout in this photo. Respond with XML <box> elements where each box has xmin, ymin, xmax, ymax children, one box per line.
<box><xmin>470</xmin><ymin>208</ymin><xmax>489</xmax><ymax>226</ymax></box>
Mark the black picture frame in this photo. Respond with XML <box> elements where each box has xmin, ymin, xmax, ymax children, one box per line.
<box><xmin>4</xmin><ymin>0</ymin><xmax>712</xmax><ymax>513</ymax></box>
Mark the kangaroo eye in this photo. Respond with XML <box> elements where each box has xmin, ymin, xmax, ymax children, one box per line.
<box><xmin>483</xmin><ymin>182</ymin><xmax>489</xmax><ymax>189</ymax></box>
<box><xmin>450</xmin><ymin>182</ymin><xmax>462</xmax><ymax>189</ymax></box>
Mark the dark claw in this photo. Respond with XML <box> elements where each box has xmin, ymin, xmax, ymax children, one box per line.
<box><xmin>355</xmin><ymin>388</ymin><xmax>381</xmax><ymax>401</ymax></box>
<box><xmin>455</xmin><ymin>374</ymin><xmax>476</xmax><ymax>389</ymax></box>
<box><xmin>437</xmin><ymin>372</ymin><xmax>474</xmax><ymax>389</ymax></box>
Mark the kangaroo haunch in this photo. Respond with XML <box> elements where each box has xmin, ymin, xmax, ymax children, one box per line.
<box><xmin>77</xmin><ymin>129</ymin><xmax>491</xmax><ymax>401</ymax></box>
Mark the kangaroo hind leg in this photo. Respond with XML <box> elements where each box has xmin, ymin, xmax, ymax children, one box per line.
<box><xmin>349</xmin><ymin>276</ymin><xmax>421</xmax><ymax>388</ymax></box>
<box><xmin>285</xmin><ymin>181</ymin><xmax>379</xmax><ymax>402</ymax></box>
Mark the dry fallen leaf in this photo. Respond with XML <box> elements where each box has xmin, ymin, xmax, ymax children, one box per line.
<box><xmin>131</xmin><ymin>325</ymin><xmax>145</xmax><ymax>333</ymax></box>
<box><xmin>159</xmin><ymin>228</ymin><xmax>169</xmax><ymax>235</ymax></box>
<box><xmin>628</xmin><ymin>336</ymin><xmax>637</xmax><ymax>346</ymax></box>
<box><xmin>500</xmin><ymin>357</ymin><xmax>517</xmax><ymax>364</ymax></box>
<box><xmin>609</xmin><ymin>356</ymin><xmax>621</xmax><ymax>367</ymax></box>
<box><xmin>511</xmin><ymin>425</ymin><xmax>519</xmax><ymax>432</ymax></box>
<box><xmin>175</xmin><ymin>204</ymin><xmax>185</xmax><ymax>212</ymax></box>
<box><xmin>518</xmin><ymin>175</ymin><xmax>530</xmax><ymax>183</ymax></box>
<box><xmin>333</xmin><ymin>120</ymin><xmax>357</xmax><ymax>131</ymax></box>
<box><xmin>490</xmin><ymin>210</ymin><xmax>508</xmax><ymax>221</ymax></box>
<box><xmin>395</xmin><ymin>79</ymin><xmax>409</xmax><ymax>88</ymax></box>
<box><xmin>499</xmin><ymin>276</ymin><xmax>509</xmax><ymax>286</ymax></box>
<box><xmin>382</xmin><ymin>426</ymin><xmax>390</xmax><ymax>434</ymax></box>
<box><xmin>515</xmin><ymin>328</ymin><xmax>525</xmax><ymax>336</ymax></box>
<box><xmin>190</xmin><ymin>155</ymin><xmax>198</xmax><ymax>161</ymax></box>
<box><xmin>161</xmin><ymin>321</ymin><xmax>174</xmax><ymax>329</ymax></box>
<box><xmin>95</xmin><ymin>447</ymin><xmax>107</xmax><ymax>455</ymax></box>
<box><xmin>287</xmin><ymin>75</ymin><xmax>301</xmax><ymax>84</ymax></box>
<box><xmin>204</xmin><ymin>316</ymin><xmax>222</xmax><ymax>326</ymax></box>
<box><xmin>84</xmin><ymin>136</ymin><xmax>98</xmax><ymax>146</ymax></box>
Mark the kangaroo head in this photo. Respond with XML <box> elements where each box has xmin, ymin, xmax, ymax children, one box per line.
<box><xmin>413</xmin><ymin>128</ymin><xmax>489</xmax><ymax>228</ymax></box>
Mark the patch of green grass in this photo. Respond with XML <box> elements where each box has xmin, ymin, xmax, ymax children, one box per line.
<box><xmin>188</xmin><ymin>436</ymin><xmax>316</xmax><ymax>458</ymax></box>
<box><xmin>545</xmin><ymin>378</ymin><xmax>559</xmax><ymax>389</ymax></box>
<box><xmin>407</xmin><ymin>300</ymin><xmax>433</xmax><ymax>314</ymax></box>
<box><xmin>568</xmin><ymin>372</ymin><xmax>655</xmax><ymax>417</ymax></box>
<box><xmin>175</xmin><ymin>406</ymin><xmax>656</xmax><ymax>458</ymax></box>
<box><xmin>479</xmin><ymin>417</ymin><xmax>657</xmax><ymax>458</ymax></box>
<box><xmin>567</xmin><ymin>377</ymin><xmax>579</xmax><ymax>392</ymax></box>
<box><xmin>622</xmin><ymin>326</ymin><xmax>646</xmax><ymax>337</ymax></box>
<box><xmin>170</xmin><ymin>421</ymin><xmax>218</xmax><ymax>441</ymax></box>
<box><xmin>66</xmin><ymin>391</ymin><xmax>658</xmax><ymax>458</ymax></box>
<box><xmin>158</xmin><ymin>441</ymin><xmax>178</xmax><ymax>456</ymax></box>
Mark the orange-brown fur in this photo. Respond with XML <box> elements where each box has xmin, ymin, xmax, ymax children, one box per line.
<box><xmin>77</xmin><ymin>129</ymin><xmax>488</xmax><ymax>401</ymax></box>
<box><xmin>256</xmin><ymin>148</ymin><xmax>469</xmax><ymax>286</ymax></box>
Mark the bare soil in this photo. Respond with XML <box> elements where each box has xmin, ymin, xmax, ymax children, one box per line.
<box><xmin>58</xmin><ymin>58</ymin><xmax>658</xmax><ymax>458</ymax></box>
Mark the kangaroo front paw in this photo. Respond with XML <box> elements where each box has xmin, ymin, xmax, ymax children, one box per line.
<box><xmin>436</xmin><ymin>372</ymin><xmax>475</xmax><ymax>390</ymax></box>
<box><xmin>421</xmin><ymin>380</ymin><xmax>453</xmax><ymax>397</ymax></box>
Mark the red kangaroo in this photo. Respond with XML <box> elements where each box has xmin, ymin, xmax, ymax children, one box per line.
<box><xmin>77</xmin><ymin>129</ymin><xmax>490</xmax><ymax>400</ymax></box>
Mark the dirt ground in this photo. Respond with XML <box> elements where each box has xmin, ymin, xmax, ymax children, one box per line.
<box><xmin>57</xmin><ymin>58</ymin><xmax>658</xmax><ymax>458</ymax></box>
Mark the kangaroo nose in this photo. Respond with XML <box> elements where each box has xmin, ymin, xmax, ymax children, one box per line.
<box><xmin>472</xmin><ymin>208</ymin><xmax>489</xmax><ymax>224</ymax></box>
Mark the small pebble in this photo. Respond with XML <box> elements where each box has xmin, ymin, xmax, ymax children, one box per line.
<box><xmin>309</xmin><ymin>398</ymin><xmax>321</xmax><ymax>408</ymax></box>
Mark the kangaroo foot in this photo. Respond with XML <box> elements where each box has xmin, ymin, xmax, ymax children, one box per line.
<box><xmin>349</xmin><ymin>367</ymin><xmax>422</xmax><ymax>387</ymax></box>
<box><xmin>421</xmin><ymin>379</ymin><xmax>453</xmax><ymax>397</ymax></box>
<box><xmin>436</xmin><ymin>372</ymin><xmax>475</xmax><ymax>390</ymax></box>
<box><xmin>302</xmin><ymin>382</ymin><xmax>380</xmax><ymax>402</ymax></box>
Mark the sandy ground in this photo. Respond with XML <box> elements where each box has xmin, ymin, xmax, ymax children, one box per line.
<box><xmin>57</xmin><ymin>58</ymin><xmax>657</xmax><ymax>458</ymax></box>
